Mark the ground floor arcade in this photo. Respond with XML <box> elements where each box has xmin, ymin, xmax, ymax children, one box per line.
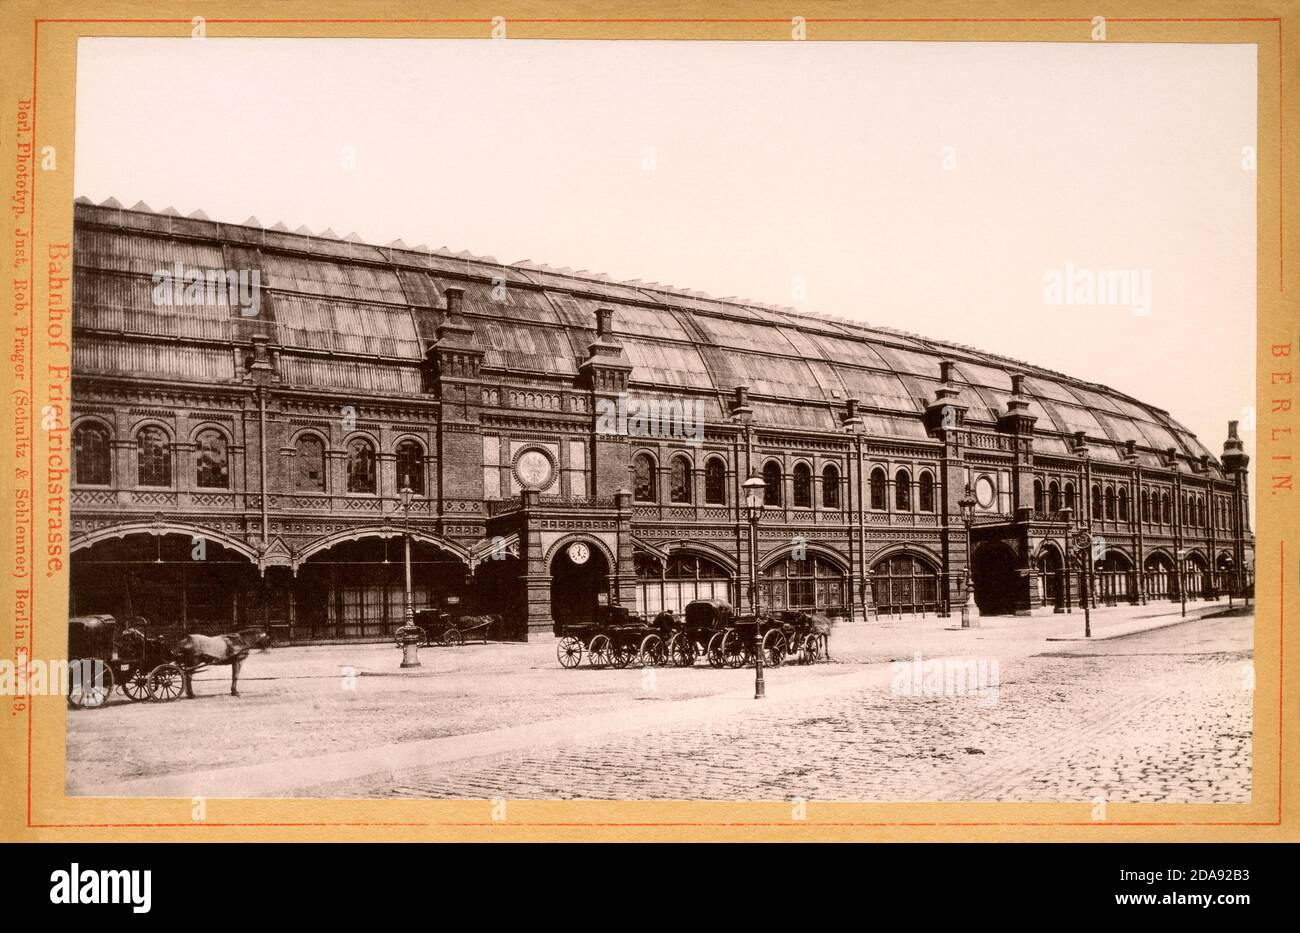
<box><xmin>67</xmin><ymin>517</ymin><xmax>1253</xmax><ymax>643</ymax></box>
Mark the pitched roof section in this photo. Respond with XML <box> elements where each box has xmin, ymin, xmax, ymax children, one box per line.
<box><xmin>68</xmin><ymin>200</ymin><xmax>1220</xmax><ymax>474</ymax></box>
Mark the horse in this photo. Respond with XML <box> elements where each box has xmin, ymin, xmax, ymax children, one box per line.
<box><xmin>173</xmin><ymin>634</ymin><xmax>251</xmax><ymax>698</ymax></box>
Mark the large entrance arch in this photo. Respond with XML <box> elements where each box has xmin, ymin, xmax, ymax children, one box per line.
<box><xmin>1035</xmin><ymin>544</ymin><xmax>1066</xmax><ymax>611</ymax></box>
<box><xmin>870</xmin><ymin>551</ymin><xmax>941</xmax><ymax>616</ymax></box>
<box><xmin>1096</xmin><ymin>550</ymin><xmax>1135</xmax><ymax>605</ymax></box>
<box><xmin>1144</xmin><ymin>552</ymin><xmax>1175</xmax><ymax>600</ymax></box>
<box><xmin>69</xmin><ymin>532</ymin><xmax>259</xmax><ymax>628</ymax></box>
<box><xmin>295</xmin><ymin>536</ymin><xmax>468</xmax><ymax>640</ymax></box>
<box><xmin>1183</xmin><ymin>551</ymin><xmax>1210</xmax><ymax>601</ymax></box>
<box><xmin>971</xmin><ymin>541</ymin><xmax>1021</xmax><ymax>616</ymax></box>
<box><xmin>634</xmin><ymin>550</ymin><xmax>732</xmax><ymax>616</ymax></box>
<box><xmin>550</xmin><ymin>539</ymin><xmax>611</xmax><ymax>629</ymax></box>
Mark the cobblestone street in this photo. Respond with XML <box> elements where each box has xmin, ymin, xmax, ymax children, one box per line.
<box><xmin>67</xmin><ymin>605</ymin><xmax>1253</xmax><ymax>803</ymax></box>
<box><xmin>364</xmin><ymin>613</ymin><xmax>1253</xmax><ymax>803</ymax></box>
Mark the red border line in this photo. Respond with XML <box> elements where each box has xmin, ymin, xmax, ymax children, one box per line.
<box><xmin>25</xmin><ymin>16</ymin><xmax>1284</xmax><ymax>832</ymax></box>
<box><xmin>27</xmin><ymin>17</ymin><xmax>38</xmax><ymax>831</ymax></box>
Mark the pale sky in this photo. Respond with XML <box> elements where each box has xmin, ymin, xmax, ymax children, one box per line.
<box><xmin>74</xmin><ymin>37</ymin><xmax>1257</xmax><ymax>479</ymax></box>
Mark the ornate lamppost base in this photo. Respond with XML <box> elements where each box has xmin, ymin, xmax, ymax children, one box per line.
<box><xmin>395</xmin><ymin>623</ymin><xmax>423</xmax><ymax>669</ymax></box>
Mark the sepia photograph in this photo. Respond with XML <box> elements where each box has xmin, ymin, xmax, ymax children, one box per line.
<box><xmin>56</xmin><ymin>33</ymin><xmax>1258</xmax><ymax>807</ymax></box>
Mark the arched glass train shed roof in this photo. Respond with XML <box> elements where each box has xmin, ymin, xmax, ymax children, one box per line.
<box><xmin>70</xmin><ymin>198</ymin><xmax>1221</xmax><ymax>478</ymax></box>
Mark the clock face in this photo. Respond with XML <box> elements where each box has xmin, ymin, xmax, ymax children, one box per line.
<box><xmin>515</xmin><ymin>449</ymin><xmax>554</xmax><ymax>488</ymax></box>
<box><xmin>568</xmin><ymin>542</ymin><xmax>590</xmax><ymax>565</ymax></box>
<box><xmin>974</xmin><ymin>476</ymin><xmax>996</xmax><ymax>509</ymax></box>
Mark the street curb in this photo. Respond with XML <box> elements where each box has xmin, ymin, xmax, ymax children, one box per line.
<box><xmin>1043</xmin><ymin>605</ymin><xmax>1233</xmax><ymax>642</ymax></box>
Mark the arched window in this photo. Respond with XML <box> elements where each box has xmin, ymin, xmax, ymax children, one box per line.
<box><xmin>346</xmin><ymin>438</ymin><xmax>376</xmax><ymax>493</ymax></box>
<box><xmin>895</xmin><ymin>469</ymin><xmax>912</xmax><ymax>511</ymax></box>
<box><xmin>396</xmin><ymin>440</ymin><xmax>424</xmax><ymax>495</ymax></box>
<box><xmin>822</xmin><ymin>464</ymin><xmax>841</xmax><ymax>509</ymax></box>
<box><xmin>1064</xmin><ymin>482</ymin><xmax>1077</xmax><ymax>513</ymax></box>
<box><xmin>869</xmin><ymin>467</ymin><xmax>887</xmax><ymax>510</ymax></box>
<box><xmin>1118</xmin><ymin>487</ymin><xmax>1129</xmax><ymax>521</ymax></box>
<box><xmin>792</xmin><ymin>462</ymin><xmax>812</xmax><ymax>508</ymax></box>
<box><xmin>1091</xmin><ymin>484</ymin><xmax>1102</xmax><ymax>520</ymax></box>
<box><xmin>1104</xmin><ymin>486</ymin><xmax>1116</xmax><ymax>520</ymax></box>
<box><xmin>871</xmin><ymin>553</ymin><xmax>941</xmax><ymax>615</ymax></box>
<box><xmin>295</xmin><ymin>434</ymin><xmax>326</xmax><ymax>492</ymax></box>
<box><xmin>918</xmin><ymin>471</ymin><xmax>935</xmax><ymax>512</ymax></box>
<box><xmin>1033</xmin><ymin>480</ymin><xmax>1045</xmax><ymax>515</ymax></box>
<box><xmin>632</xmin><ymin>453</ymin><xmax>657</xmax><ymax>502</ymax></box>
<box><xmin>73</xmin><ymin>422</ymin><xmax>111</xmax><ymax>485</ymax></box>
<box><xmin>136</xmin><ymin>426</ymin><xmax>171</xmax><ymax>487</ymax></box>
<box><xmin>634</xmin><ymin>551</ymin><xmax>732</xmax><ymax>616</ymax></box>
<box><xmin>704</xmin><ymin>457</ymin><xmax>726</xmax><ymax>505</ymax></box>
<box><xmin>194</xmin><ymin>429</ymin><xmax>229</xmax><ymax>489</ymax></box>
<box><xmin>1161</xmin><ymin>492</ymin><xmax>1172</xmax><ymax>524</ymax></box>
<box><xmin>1198</xmin><ymin>497</ymin><xmax>1207</xmax><ymax>528</ymax></box>
<box><xmin>759</xmin><ymin>555</ymin><xmax>845</xmax><ymax>610</ymax></box>
<box><xmin>1141</xmin><ymin>489</ymin><xmax>1151</xmax><ymax>523</ymax></box>
<box><xmin>1048</xmin><ymin>481</ymin><xmax>1061</xmax><ymax>514</ymax></box>
<box><xmin>762</xmin><ymin>461</ymin><xmax>782</xmax><ymax>506</ymax></box>
<box><xmin>669</xmin><ymin>455</ymin><xmax>692</xmax><ymax>504</ymax></box>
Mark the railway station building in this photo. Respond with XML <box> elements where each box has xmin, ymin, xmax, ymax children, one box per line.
<box><xmin>67</xmin><ymin>199</ymin><xmax>1255</xmax><ymax>642</ymax></box>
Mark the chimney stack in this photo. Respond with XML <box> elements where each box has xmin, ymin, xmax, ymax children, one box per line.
<box><xmin>1010</xmin><ymin>373</ymin><xmax>1025</xmax><ymax>396</ymax></box>
<box><xmin>444</xmin><ymin>286</ymin><xmax>464</xmax><ymax>315</ymax></box>
<box><xmin>940</xmin><ymin>360</ymin><xmax>956</xmax><ymax>384</ymax></box>
<box><xmin>596</xmin><ymin>307</ymin><xmax>614</xmax><ymax>337</ymax></box>
<box><xmin>730</xmin><ymin>385</ymin><xmax>754</xmax><ymax>422</ymax></box>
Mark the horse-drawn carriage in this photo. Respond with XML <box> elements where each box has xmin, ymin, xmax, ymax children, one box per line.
<box><xmin>671</xmin><ymin>600</ymin><xmax>831</xmax><ymax>668</ymax></box>
<box><xmin>555</xmin><ymin>599</ymin><xmax>832</xmax><ymax>670</ymax></box>
<box><xmin>66</xmin><ymin>615</ymin><xmax>252</xmax><ymax>708</ymax></box>
<box><xmin>555</xmin><ymin>605</ymin><xmax>674</xmax><ymax>669</ymax></box>
<box><xmin>414</xmin><ymin>609</ymin><xmax>496</xmax><ymax>647</ymax></box>
<box><xmin>66</xmin><ymin>615</ymin><xmax>186</xmax><ymax>708</ymax></box>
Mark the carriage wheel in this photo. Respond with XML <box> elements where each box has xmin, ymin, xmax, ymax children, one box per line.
<box><xmin>442</xmin><ymin>628</ymin><xmax>465</xmax><ymax>647</ymax></box>
<box><xmin>610</xmin><ymin>641</ymin><xmax>635</xmax><ymax>669</ymax></box>
<box><xmin>587</xmin><ymin>634</ymin><xmax>612</xmax><ymax>669</ymax></box>
<box><xmin>639</xmin><ymin>633</ymin><xmax>667</xmax><ymax>668</ymax></box>
<box><xmin>668</xmin><ymin>633</ymin><xmax>696</xmax><ymax>668</ymax></box>
<box><xmin>763</xmin><ymin>630</ymin><xmax>788</xmax><ymax>668</ymax></box>
<box><xmin>119</xmin><ymin>665</ymin><xmax>151</xmax><ymax>702</ymax></box>
<box><xmin>557</xmin><ymin>636</ymin><xmax>583</xmax><ymax>669</ymax></box>
<box><xmin>706</xmin><ymin>632</ymin><xmax>727</xmax><ymax>668</ymax></box>
<box><xmin>723</xmin><ymin>630</ymin><xmax>749</xmax><ymax>669</ymax></box>
<box><xmin>67</xmin><ymin>661</ymin><xmax>113</xmax><ymax>709</ymax></box>
<box><xmin>803</xmin><ymin>636</ymin><xmax>822</xmax><ymax>664</ymax></box>
<box><xmin>146</xmin><ymin>663</ymin><xmax>186</xmax><ymax>702</ymax></box>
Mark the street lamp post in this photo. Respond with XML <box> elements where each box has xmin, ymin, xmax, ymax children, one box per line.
<box><xmin>1058</xmin><ymin>507</ymin><xmax>1074</xmax><ymax>614</ymax></box>
<box><xmin>1176</xmin><ymin>546</ymin><xmax>1187</xmax><ymax>618</ymax></box>
<box><xmin>742</xmin><ymin>472</ymin><xmax>766</xmax><ymax>699</ymax></box>
<box><xmin>394</xmin><ymin>482</ymin><xmax>423</xmax><ymax>669</ymax></box>
<box><xmin>958</xmin><ymin>484</ymin><xmax>978</xmax><ymax>628</ymax></box>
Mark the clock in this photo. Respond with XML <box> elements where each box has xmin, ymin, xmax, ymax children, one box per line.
<box><xmin>974</xmin><ymin>475</ymin><xmax>996</xmax><ymax>509</ymax></box>
<box><xmin>514</xmin><ymin>448</ymin><xmax>554</xmax><ymax>489</ymax></box>
<box><xmin>567</xmin><ymin>542</ymin><xmax>591</xmax><ymax>565</ymax></box>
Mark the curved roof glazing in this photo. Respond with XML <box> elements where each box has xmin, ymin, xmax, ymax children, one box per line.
<box><xmin>69</xmin><ymin>201</ymin><xmax>1222</xmax><ymax>475</ymax></box>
